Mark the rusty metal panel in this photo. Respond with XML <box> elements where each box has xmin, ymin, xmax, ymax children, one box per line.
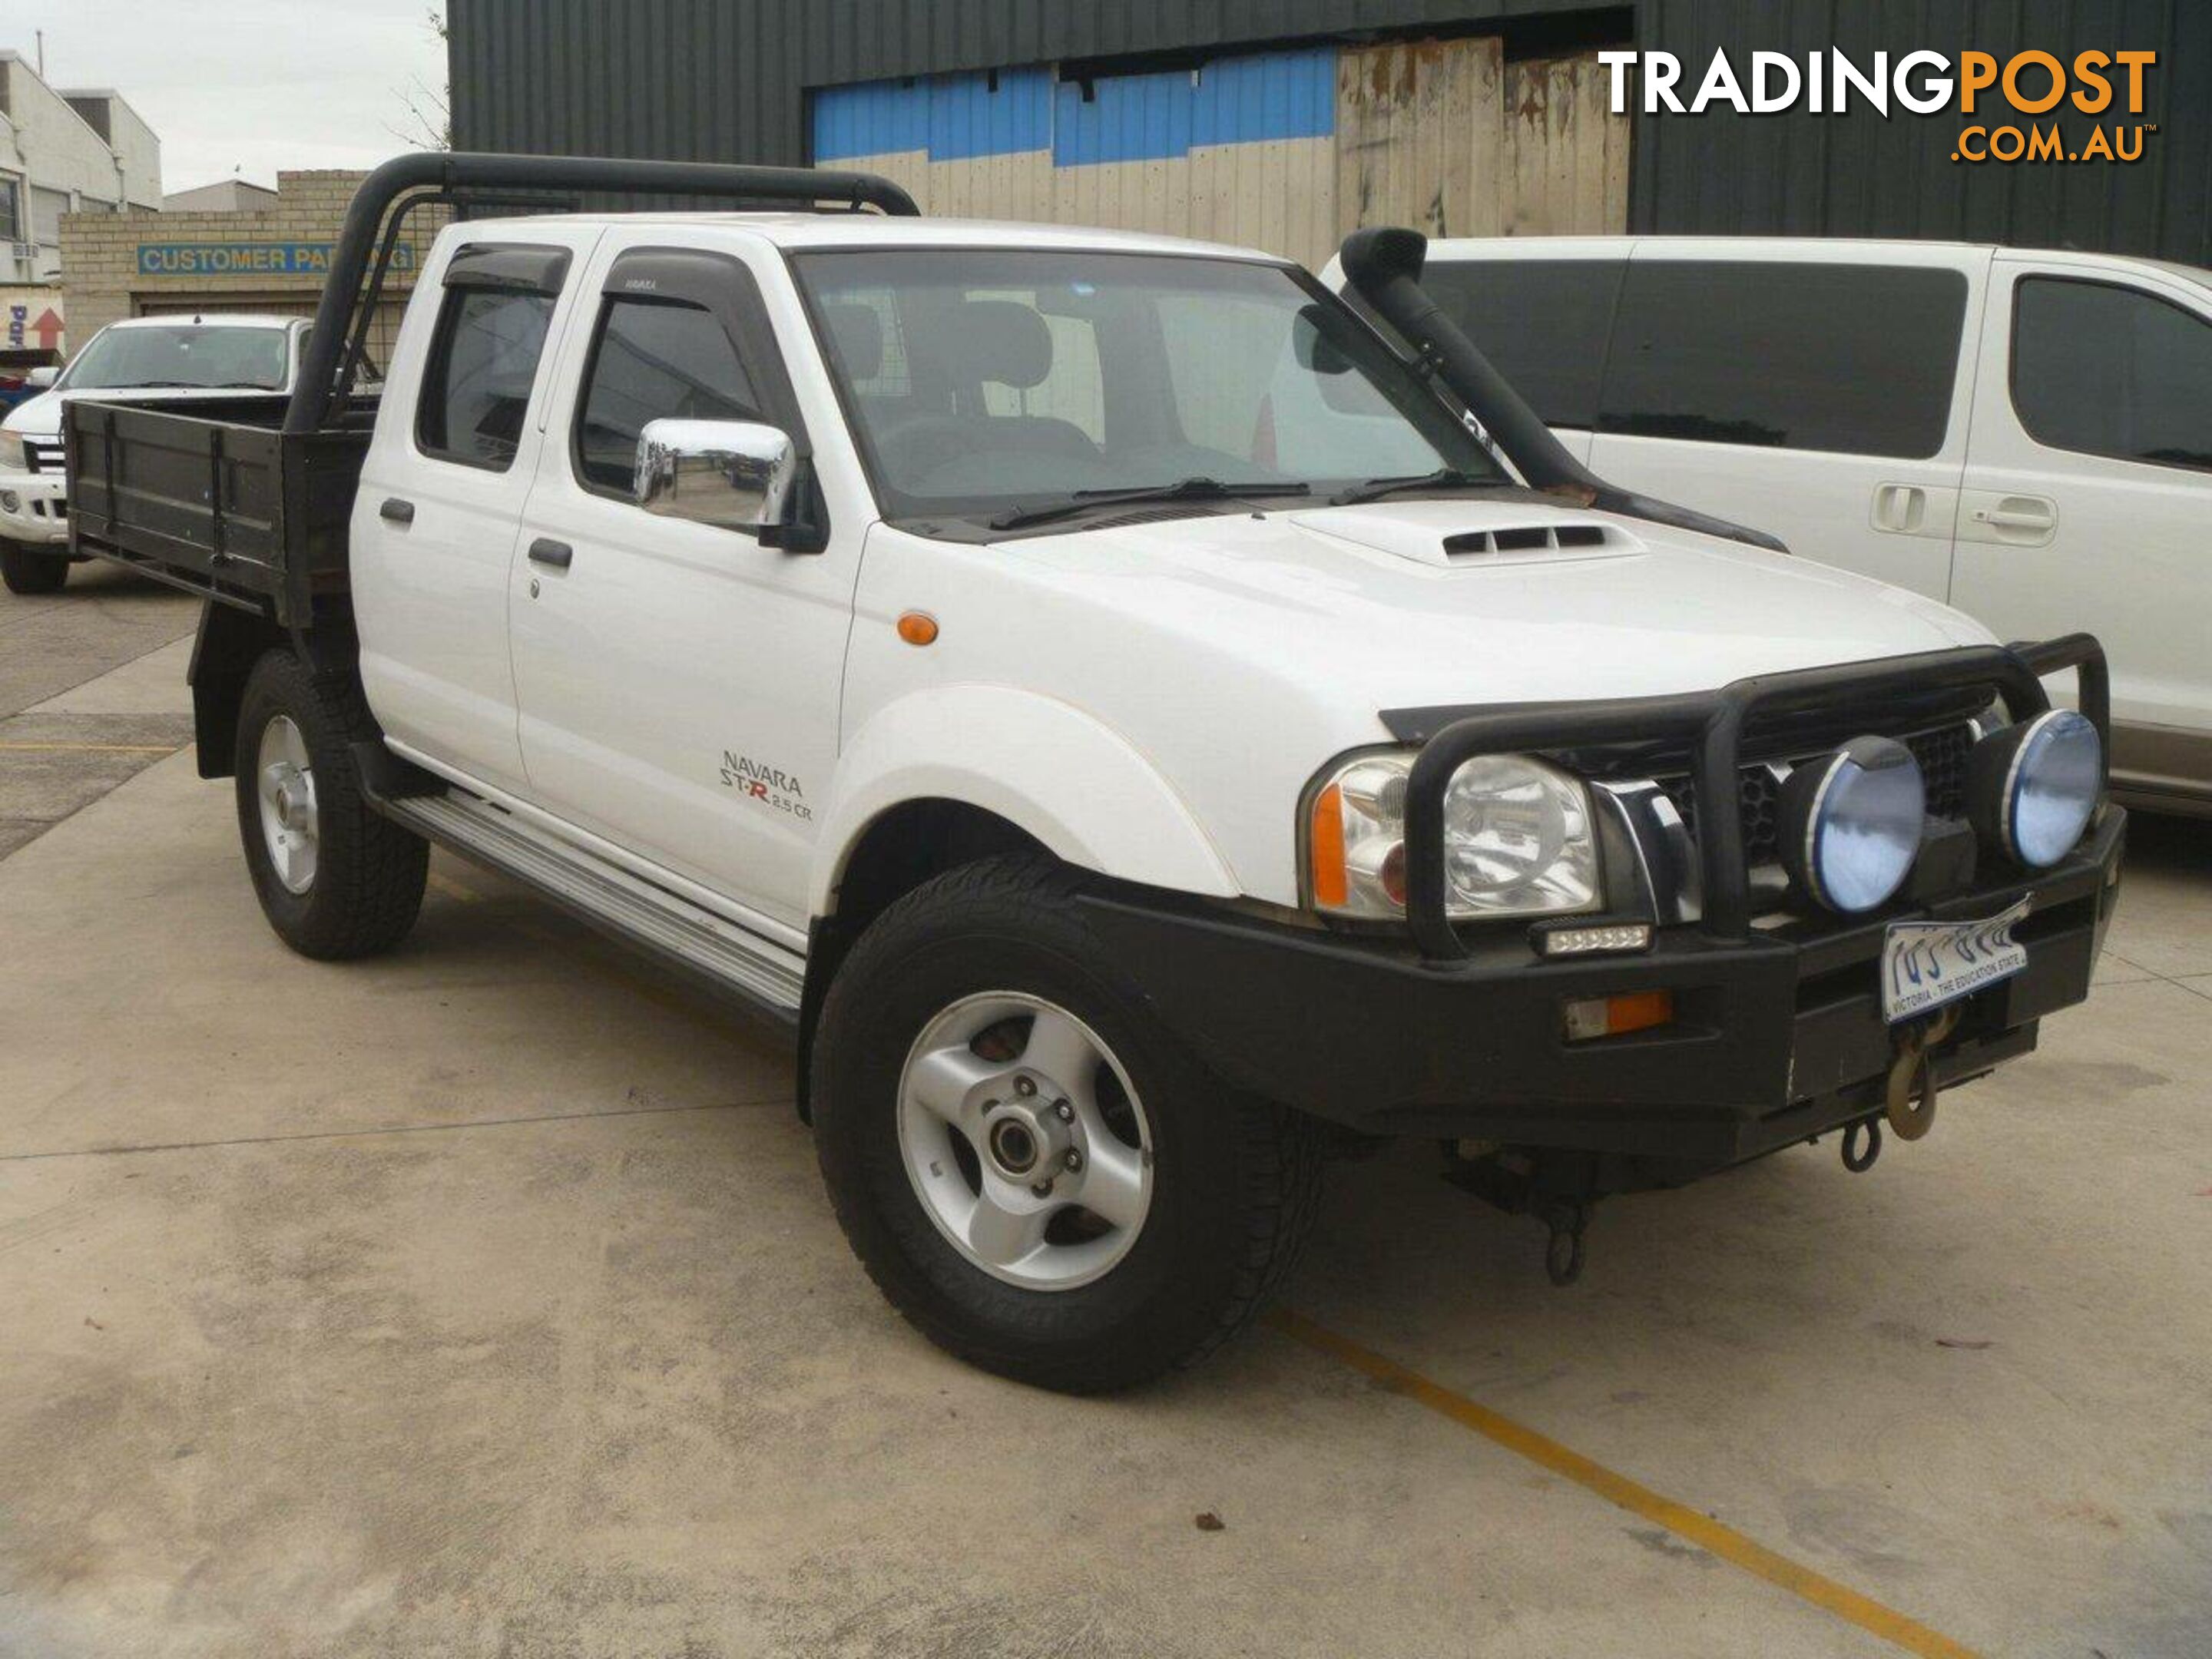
<box><xmin>1336</xmin><ymin>36</ymin><xmax>1633</xmax><ymax>246</ymax></box>
<box><xmin>1503</xmin><ymin>55</ymin><xmax>1631</xmax><ymax>236</ymax></box>
<box><xmin>1336</xmin><ymin>38</ymin><xmax>1507</xmax><ymax>244</ymax></box>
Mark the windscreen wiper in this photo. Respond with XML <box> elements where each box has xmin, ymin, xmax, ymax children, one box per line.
<box><xmin>1329</xmin><ymin>467</ymin><xmax>1504</xmax><ymax>507</ymax></box>
<box><xmin>988</xmin><ymin>476</ymin><xmax>1310</xmax><ymax>531</ymax></box>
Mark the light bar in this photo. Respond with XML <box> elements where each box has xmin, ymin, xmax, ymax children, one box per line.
<box><xmin>1534</xmin><ymin>920</ymin><xmax>1654</xmax><ymax>958</ymax></box>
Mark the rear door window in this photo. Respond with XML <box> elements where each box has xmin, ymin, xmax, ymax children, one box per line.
<box><xmin>1419</xmin><ymin>259</ymin><xmax>1625</xmax><ymax>429</ymax></box>
<box><xmin>417</xmin><ymin>289</ymin><xmax>558</xmax><ymax>471</ymax></box>
<box><xmin>2011</xmin><ymin>277</ymin><xmax>2212</xmax><ymax>472</ymax></box>
<box><xmin>1598</xmin><ymin>261</ymin><xmax>1968</xmax><ymax>459</ymax></box>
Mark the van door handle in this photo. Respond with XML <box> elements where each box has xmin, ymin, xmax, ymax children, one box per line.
<box><xmin>527</xmin><ymin>538</ymin><xmax>574</xmax><ymax>570</ymax></box>
<box><xmin>1871</xmin><ymin>483</ymin><xmax>1927</xmax><ymax>534</ymax></box>
<box><xmin>1972</xmin><ymin>502</ymin><xmax>2055</xmax><ymax>531</ymax></box>
<box><xmin>379</xmin><ymin>497</ymin><xmax>415</xmax><ymax>525</ymax></box>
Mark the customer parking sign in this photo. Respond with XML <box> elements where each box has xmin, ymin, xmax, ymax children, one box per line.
<box><xmin>134</xmin><ymin>242</ymin><xmax>416</xmax><ymax>276</ymax></box>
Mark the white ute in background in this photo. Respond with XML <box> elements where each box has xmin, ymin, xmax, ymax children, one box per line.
<box><xmin>0</xmin><ymin>314</ymin><xmax>311</xmax><ymax>594</ymax></box>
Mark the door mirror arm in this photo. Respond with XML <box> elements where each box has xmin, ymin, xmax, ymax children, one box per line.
<box><xmin>634</xmin><ymin>417</ymin><xmax>827</xmax><ymax>553</ymax></box>
<box><xmin>757</xmin><ymin>467</ymin><xmax>830</xmax><ymax>555</ymax></box>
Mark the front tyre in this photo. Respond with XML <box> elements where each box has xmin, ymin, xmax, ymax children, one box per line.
<box><xmin>812</xmin><ymin>856</ymin><xmax>1323</xmax><ymax>1392</ymax></box>
<box><xmin>0</xmin><ymin>539</ymin><xmax>68</xmax><ymax>595</ymax></box>
<box><xmin>233</xmin><ymin>650</ymin><xmax>428</xmax><ymax>960</ymax></box>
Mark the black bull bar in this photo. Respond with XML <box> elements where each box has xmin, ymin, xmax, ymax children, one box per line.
<box><xmin>1400</xmin><ymin>634</ymin><xmax>2111</xmax><ymax>961</ymax></box>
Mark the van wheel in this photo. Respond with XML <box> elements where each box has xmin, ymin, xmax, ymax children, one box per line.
<box><xmin>0</xmin><ymin>540</ymin><xmax>68</xmax><ymax>595</ymax></box>
<box><xmin>233</xmin><ymin>650</ymin><xmax>427</xmax><ymax>960</ymax></box>
<box><xmin>812</xmin><ymin>856</ymin><xmax>1323</xmax><ymax>1392</ymax></box>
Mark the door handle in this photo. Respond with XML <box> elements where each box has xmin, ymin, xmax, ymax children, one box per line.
<box><xmin>1971</xmin><ymin>503</ymin><xmax>2055</xmax><ymax>531</ymax></box>
<box><xmin>527</xmin><ymin>538</ymin><xmax>574</xmax><ymax>570</ymax></box>
<box><xmin>1871</xmin><ymin>483</ymin><xmax>1928</xmax><ymax>534</ymax></box>
<box><xmin>379</xmin><ymin>497</ymin><xmax>415</xmax><ymax>525</ymax></box>
<box><xmin>1958</xmin><ymin>492</ymin><xmax>2057</xmax><ymax>547</ymax></box>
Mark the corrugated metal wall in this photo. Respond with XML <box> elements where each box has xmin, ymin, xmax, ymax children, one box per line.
<box><xmin>449</xmin><ymin>0</ymin><xmax>2212</xmax><ymax>267</ymax></box>
<box><xmin>809</xmin><ymin>41</ymin><xmax>1625</xmax><ymax>267</ymax></box>
<box><xmin>812</xmin><ymin>49</ymin><xmax>1346</xmax><ymax>266</ymax></box>
<box><xmin>1625</xmin><ymin>0</ymin><xmax>2210</xmax><ymax>262</ymax></box>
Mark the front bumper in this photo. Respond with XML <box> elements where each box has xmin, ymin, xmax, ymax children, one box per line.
<box><xmin>0</xmin><ymin>466</ymin><xmax>68</xmax><ymax>545</ymax></box>
<box><xmin>1088</xmin><ymin>633</ymin><xmax>2121</xmax><ymax>1179</ymax></box>
<box><xmin>1081</xmin><ymin>809</ymin><xmax>2123</xmax><ymax>1169</ymax></box>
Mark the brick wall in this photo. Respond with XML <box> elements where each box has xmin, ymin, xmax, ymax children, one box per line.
<box><xmin>58</xmin><ymin>171</ymin><xmax>449</xmax><ymax>359</ymax></box>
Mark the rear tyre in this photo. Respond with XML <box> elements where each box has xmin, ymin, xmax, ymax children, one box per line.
<box><xmin>0</xmin><ymin>539</ymin><xmax>68</xmax><ymax>595</ymax></box>
<box><xmin>812</xmin><ymin>855</ymin><xmax>1324</xmax><ymax>1392</ymax></box>
<box><xmin>233</xmin><ymin>650</ymin><xmax>427</xmax><ymax>960</ymax></box>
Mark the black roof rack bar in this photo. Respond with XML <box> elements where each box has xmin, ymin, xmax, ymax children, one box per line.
<box><xmin>284</xmin><ymin>150</ymin><xmax>919</xmax><ymax>435</ymax></box>
<box><xmin>329</xmin><ymin>190</ymin><xmax>588</xmax><ymax>416</ymax></box>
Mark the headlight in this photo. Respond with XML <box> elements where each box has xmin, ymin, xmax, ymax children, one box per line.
<box><xmin>0</xmin><ymin>431</ymin><xmax>25</xmax><ymax>472</ymax></box>
<box><xmin>1778</xmin><ymin>736</ymin><xmax>1925</xmax><ymax>913</ymax></box>
<box><xmin>1966</xmin><ymin>709</ymin><xmax>2101</xmax><ymax>868</ymax></box>
<box><xmin>1307</xmin><ymin>751</ymin><xmax>1598</xmax><ymax>921</ymax></box>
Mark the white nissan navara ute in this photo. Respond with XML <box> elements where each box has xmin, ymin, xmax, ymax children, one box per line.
<box><xmin>62</xmin><ymin>156</ymin><xmax>2123</xmax><ymax>1392</ymax></box>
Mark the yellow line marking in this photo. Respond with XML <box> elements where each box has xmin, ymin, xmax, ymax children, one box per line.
<box><xmin>0</xmin><ymin>740</ymin><xmax>180</xmax><ymax>754</ymax></box>
<box><xmin>1267</xmin><ymin>1309</ymin><xmax>1983</xmax><ymax>1659</ymax></box>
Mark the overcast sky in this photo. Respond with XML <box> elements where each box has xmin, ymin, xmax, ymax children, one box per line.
<box><xmin>3</xmin><ymin>0</ymin><xmax>449</xmax><ymax>194</ymax></box>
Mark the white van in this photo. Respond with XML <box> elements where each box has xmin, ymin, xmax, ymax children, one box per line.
<box><xmin>1322</xmin><ymin>238</ymin><xmax>2212</xmax><ymax>816</ymax></box>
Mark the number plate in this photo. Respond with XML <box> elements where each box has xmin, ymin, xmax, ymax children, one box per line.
<box><xmin>1881</xmin><ymin>899</ymin><xmax>2031</xmax><ymax>1024</ymax></box>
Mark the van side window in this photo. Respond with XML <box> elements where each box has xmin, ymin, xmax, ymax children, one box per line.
<box><xmin>575</xmin><ymin>296</ymin><xmax>761</xmax><ymax>495</ymax></box>
<box><xmin>1598</xmin><ymin>263</ymin><xmax>1968</xmax><ymax>460</ymax></box>
<box><xmin>1419</xmin><ymin>260</ymin><xmax>1625</xmax><ymax>429</ymax></box>
<box><xmin>2012</xmin><ymin>278</ymin><xmax>2212</xmax><ymax>472</ymax></box>
<box><xmin>416</xmin><ymin>287</ymin><xmax>557</xmax><ymax>470</ymax></box>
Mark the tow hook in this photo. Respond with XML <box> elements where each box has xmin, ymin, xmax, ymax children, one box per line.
<box><xmin>1441</xmin><ymin>1144</ymin><xmax>1597</xmax><ymax>1287</ymax></box>
<box><xmin>1840</xmin><ymin>1116</ymin><xmax>1883</xmax><ymax>1172</ymax></box>
<box><xmin>1541</xmin><ymin>1199</ymin><xmax>1592</xmax><ymax>1286</ymax></box>
<box><xmin>1883</xmin><ymin>1005</ymin><xmax>1962</xmax><ymax>1143</ymax></box>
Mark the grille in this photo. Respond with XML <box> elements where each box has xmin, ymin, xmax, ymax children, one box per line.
<box><xmin>22</xmin><ymin>439</ymin><xmax>64</xmax><ymax>475</ymax></box>
<box><xmin>1661</xmin><ymin>723</ymin><xmax>1975</xmax><ymax>865</ymax></box>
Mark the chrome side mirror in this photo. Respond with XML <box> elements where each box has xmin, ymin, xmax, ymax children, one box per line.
<box><xmin>634</xmin><ymin>418</ymin><xmax>801</xmax><ymax>537</ymax></box>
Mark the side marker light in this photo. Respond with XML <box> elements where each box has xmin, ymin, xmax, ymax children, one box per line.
<box><xmin>1562</xmin><ymin>989</ymin><xmax>1674</xmax><ymax>1041</ymax></box>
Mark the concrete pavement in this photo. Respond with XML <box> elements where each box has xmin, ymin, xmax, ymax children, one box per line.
<box><xmin>0</xmin><ymin>560</ymin><xmax>197</xmax><ymax>859</ymax></box>
<box><xmin>2</xmin><ymin>609</ymin><xmax>2208</xmax><ymax>1657</ymax></box>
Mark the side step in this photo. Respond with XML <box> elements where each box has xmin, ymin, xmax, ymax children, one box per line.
<box><xmin>380</xmin><ymin>788</ymin><xmax>806</xmax><ymax>1025</ymax></box>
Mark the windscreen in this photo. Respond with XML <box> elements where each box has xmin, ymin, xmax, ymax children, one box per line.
<box><xmin>795</xmin><ymin>248</ymin><xmax>1502</xmax><ymax>524</ymax></box>
<box><xmin>59</xmin><ymin>325</ymin><xmax>292</xmax><ymax>392</ymax></box>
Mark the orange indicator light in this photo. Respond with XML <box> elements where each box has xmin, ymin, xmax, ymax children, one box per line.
<box><xmin>1310</xmin><ymin>784</ymin><xmax>1349</xmax><ymax>909</ymax></box>
<box><xmin>1562</xmin><ymin>989</ymin><xmax>1675</xmax><ymax>1041</ymax></box>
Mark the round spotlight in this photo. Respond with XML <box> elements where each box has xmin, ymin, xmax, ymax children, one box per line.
<box><xmin>1779</xmin><ymin>737</ymin><xmax>1926</xmax><ymax>914</ymax></box>
<box><xmin>1967</xmin><ymin>709</ymin><xmax>2101</xmax><ymax>869</ymax></box>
